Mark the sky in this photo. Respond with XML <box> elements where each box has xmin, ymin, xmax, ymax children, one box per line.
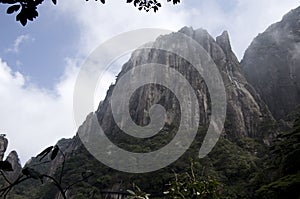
<box><xmin>0</xmin><ymin>0</ymin><xmax>299</xmax><ymax>164</ymax></box>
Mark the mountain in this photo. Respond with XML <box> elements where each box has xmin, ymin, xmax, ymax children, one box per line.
<box><xmin>2</xmin><ymin>6</ymin><xmax>300</xmax><ymax>199</ymax></box>
<box><xmin>94</xmin><ymin>26</ymin><xmax>274</xmax><ymax>144</ymax></box>
<box><xmin>242</xmin><ymin>6</ymin><xmax>300</xmax><ymax>121</ymax></box>
<box><xmin>11</xmin><ymin>27</ymin><xmax>274</xmax><ymax>198</ymax></box>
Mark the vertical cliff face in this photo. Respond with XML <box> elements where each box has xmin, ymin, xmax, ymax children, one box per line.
<box><xmin>95</xmin><ymin>27</ymin><xmax>274</xmax><ymax>143</ymax></box>
<box><xmin>242</xmin><ymin>6</ymin><xmax>300</xmax><ymax>120</ymax></box>
<box><xmin>56</xmin><ymin>27</ymin><xmax>276</xmax><ymax>198</ymax></box>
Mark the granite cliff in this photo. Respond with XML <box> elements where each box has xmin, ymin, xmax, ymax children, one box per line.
<box><xmin>242</xmin><ymin>6</ymin><xmax>300</xmax><ymax>121</ymax></box>
<box><xmin>93</xmin><ymin>26</ymin><xmax>274</xmax><ymax>146</ymax></box>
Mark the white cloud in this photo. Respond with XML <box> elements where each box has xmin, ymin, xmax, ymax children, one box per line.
<box><xmin>0</xmin><ymin>58</ymin><xmax>78</xmax><ymax>164</ymax></box>
<box><xmin>54</xmin><ymin>0</ymin><xmax>299</xmax><ymax>59</ymax></box>
<box><xmin>6</xmin><ymin>34</ymin><xmax>33</xmax><ymax>53</ymax></box>
<box><xmin>0</xmin><ymin>54</ymin><xmax>116</xmax><ymax>164</ymax></box>
<box><xmin>56</xmin><ymin>0</ymin><xmax>189</xmax><ymax>57</ymax></box>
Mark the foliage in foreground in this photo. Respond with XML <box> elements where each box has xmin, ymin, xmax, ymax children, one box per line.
<box><xmin>164</xmin><ymin>161</ymin><xmax>223</xmax><ymax>199</ymax></box>
<box><xmin>125</xmin><ymin>160</ymin><xmax>224</xmax><ymax>199</ymax></box>
<box><xmin>0</xmin><ymin>144</ymin><xmax>94</xmax><ymax>199</ymax></box>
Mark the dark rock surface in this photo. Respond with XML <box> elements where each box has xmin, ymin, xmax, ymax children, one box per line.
<box><xmin>0</xmin><ymin>136</ymin><xmax>22</xmax><ymax>184</ymax></box>
<box><xmin>0</xmin><ymin>135</ymin><xmax>8</xmax><ymax>161</ymax></box>
<box><xmin>242</xmin><ymin>6</ymin><xmax>300</xmax><ymax>120</ymax></box>
<box><xmin>94</xmin><ymin>26</ymin><xmax>274</xmax><ymax>143</ymax></box>
<box><xmin>5</xmin><ymin>150</ymin><xmax>22</xmax><ymax>182</ymax></box>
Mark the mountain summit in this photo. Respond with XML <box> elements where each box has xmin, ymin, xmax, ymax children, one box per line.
<box><xmin>242</xmin><ymin>6</ymin><xmax>300</xmax><ymax>120</ymax></box>
<box><xmin>92</xmin><ymin>26</ymin><xmax>274</xmax><ymax>145</ymax></box>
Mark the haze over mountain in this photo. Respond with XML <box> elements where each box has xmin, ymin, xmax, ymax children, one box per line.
<box><xmin>242</xmin><ymin>6</ymin><xmax>300</xmax><ymax>120</ymax></box>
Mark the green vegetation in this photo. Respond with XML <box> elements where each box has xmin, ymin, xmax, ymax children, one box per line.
<box><xmin>127</xmin><ymin>184</ymin><xmax>151</xmax><ymax>199</ymax></box>
<box><xmin>1</xmin><ymin>114</ymin><xmax>300</xmax><ymax>198</ymax></box>
<box><xmin>254</xmin><ymin>114</ymin><xmax>300</xmax><ymax>199</ymax></box>
<box><xmin>164</xmin><ymin>160</ymin><xmax>223</xmax><ymax>199</ymax></box>
<box><xmin>0</xmin><ymin>144</ymin><xmax>95</xmax><ymax>199</ymax></box>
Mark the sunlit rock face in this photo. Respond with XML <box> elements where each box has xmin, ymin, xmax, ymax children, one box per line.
<box><xmin>242</xmin><ymin>6</ymin><xmax>300</xmax><ymax>120</ymax></box>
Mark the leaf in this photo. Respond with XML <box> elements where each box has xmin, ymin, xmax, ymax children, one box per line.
<box><xmin>133</xmin><ymin>0</ymin><xmax>139</xmax><ymax>7</ymax></box>
<box><xmin>21</xmin><ymin>7</ymin><xmax>38</xmax><ymax>21</ymax></box>
<box><xmin>34</xmin><ymin>0</ymin><xmax>44</xmax><ymax>6</ymax></box>
<box><xmin>0</xmin><ymin>161</ymin><xmax>13</xmax><ymax>171</ymax></box>
<box><xmin>156</xmin><ymin>3</ymin><xmax>161</xmax><ymax>7</ymax></box>
<box><xmin>127</xmin><ymin>189</ymin><xmax>136</xmax><ymax>195</ymax></box>
<box><xmin>50</xmin><ymin>145</ymin><xmax>59</xmax><ymax>160</ymax></box>
<box><xmin>16</xmin><ymin>12</ymin><xmax>27</xmax><ymax>26</ymax></box>
<box><xmin>6</xmin><ymin>4</ymin><xmax>20</xmax><ymax>14</ymax></box>
<box><xmin>20</xmin><ymin>18</ymin><xmax>27</xmax><ymax>26</ymax></box>
<box><xmin>100</xmin><ymin>0</ymin><xmax>105</xmax><ymax>3</ymax></box>
<box><xmin>126</xmin><ymin>0</ymin><xmax>133</xmax><ymax>2</ymax></box>
<box><xmin>52</xmin><ymin>0</ymin><xmax>57</xmax><ymax>5</ymax></box>
<box><xmin>173</xmin><ymin>0</ymin><xmax>180</xmax><ymax>4</ymax></box>
<box><xmin>36</xmin><ymin>146</ymin><xmax>53</xmax><ymax>161</ymax></box>
<box><xmin>0</xmin><ymin>0</ymin><xmax>17</xmax><ymax>4</ymax></box>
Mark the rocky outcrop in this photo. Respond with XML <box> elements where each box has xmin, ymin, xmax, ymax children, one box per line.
<box><xmin>5</xmin><ymin>151</ymin><xmax>22</xmax><ymax>182</ymax></box>
<box><xmin>0</xmin><ymin>135</ymin><xmax>8</xmax><ymax>161</ymax></box>
<box><xmin>95</xmin><ymin>27</ymin><xmax>274</xmax><ymax>143</ymax></box>
<box><xmin>241</xmin><ymin>6</ymin><xmax>300</xmax><ymax>120</ymax></box>
<box><xmin>0</xmin><ymin>136</ymin><xmax>22</xmax><ymax>184</ymax></box>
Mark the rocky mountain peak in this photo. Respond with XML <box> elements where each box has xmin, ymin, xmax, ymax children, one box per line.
<box><xmin>92</xmin><ymin>27</ymin><xmax>275</xmax><ymax>143</ymax></box>
<box><xmin>216</xmin><ymin>31</ymin><xmax>232</xmax><ymax>55</ymax></box>
<box><xmin>0</xmin><ymin>135</ymin><xmax>8</xmax><ymax>161</ymax></box>
<box><xmin>178</xmin><ymin>26</ymin><xmax>213</xmax><ymax>39</ymax></box>
<box><xmin>5</xmin><ymin>150</ymin><xmax>22</xmax><ymax>182</ymax></box>
<box><xmin>282</xmin><ymin>6</ymin><xmax>300</xmax><ymax>24</ymax></box>
<box><xmin>178</xmin><ymin>26</ymin><xmax>194</xmax><ymax>36</ymax></box>
<box><xmin>0</xmin><ymin>137</ymin><xmax>22</xmax><ymax>184</ymax></box>
<box><xmin>242</xmin><ymin>6</ymin><xmax>300</xmax><ymax>120</ymax></box>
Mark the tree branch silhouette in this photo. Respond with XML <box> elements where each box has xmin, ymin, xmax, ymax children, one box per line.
<box><xmin>0</xmin><ymin>145</ymin><xmax>94</xmax><ymax>198</ymax></box>
<box><xmin>1</xmin><ymin>0</ymin><xmax>181</xmax><ymax>26</ymax></box>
